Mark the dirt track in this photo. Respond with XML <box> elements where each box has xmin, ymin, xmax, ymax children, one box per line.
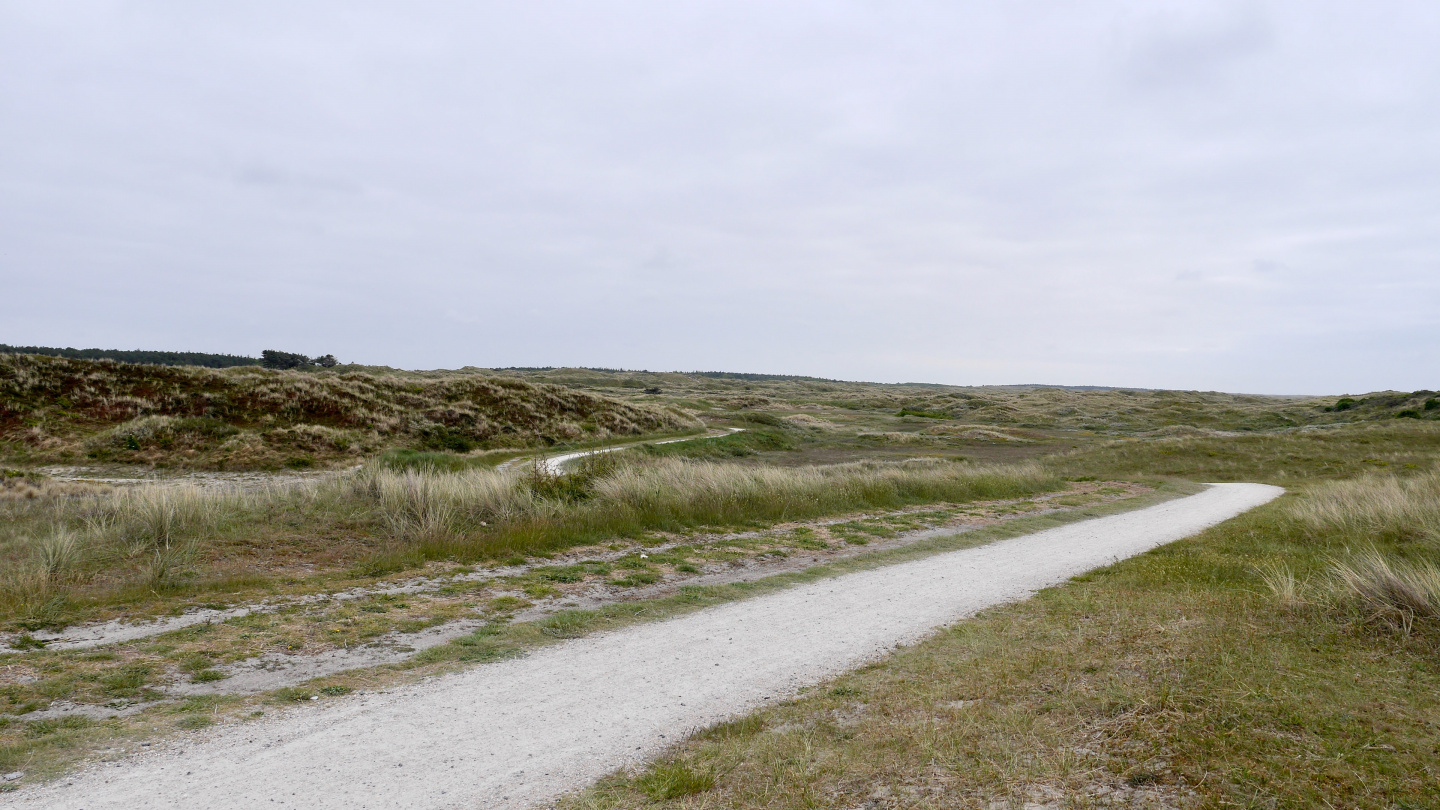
<box><xmin>16</xmin><ymin>483</ymin><xmax>1282</xmax><ymax>810</ymax></box>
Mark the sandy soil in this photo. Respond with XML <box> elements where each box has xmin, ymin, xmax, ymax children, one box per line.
<box><xmin>12</xmin><ymin>483</ymin><xmax>1281</xmax><ymax>810</ymax></box>
<box><xmin>32</xmin><ymin>465</ymin><xmax>358</xmax><ymax>491</ymax></box>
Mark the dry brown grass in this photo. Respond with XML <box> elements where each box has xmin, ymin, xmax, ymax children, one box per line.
<box><xmin>1330</xmin><ymin>551</ymin><xmax>1440</xmax><ymax>627</ymax></box>
<box><xmin>1290</xmin><ymin>470</ymin><xmax>1440</xmax><ymax>543</ymax></box>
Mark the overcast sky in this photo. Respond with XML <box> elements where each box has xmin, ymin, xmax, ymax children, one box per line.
<box><xmin>2</xmin><ymin>2</ymin><xmax>1437</xmax><ymax>393</ymax></box>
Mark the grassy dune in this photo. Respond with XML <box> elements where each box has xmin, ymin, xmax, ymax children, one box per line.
<box><xmin>0</xmin><ymin>354</ymin><xmax>701</xmax><ymax>469</ymax></box>
<box><xmin>492</xmin><ymin>367</ymin><xmax>1440</xmax><ymax>433</ymax></box>
<box><xmin>8</xmin><ymin>353</ymin><xmax>1432</xmax><ymax>472</ymax></box>
<box><xmin>1052</xmin><ymin>421</ymin><xmax>1440</xmax><ymax>483</ymax></box>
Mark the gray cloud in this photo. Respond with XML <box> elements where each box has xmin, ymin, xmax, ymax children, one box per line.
<box><xmin>1119</xmin><ymin>3</ymin><xmax>1275</xmax><ymax>89</ymax></box>
<box><xmin>1</xmin><ymin>1</ymin><xmax>1437</xmax><ymax>393</ymax></box>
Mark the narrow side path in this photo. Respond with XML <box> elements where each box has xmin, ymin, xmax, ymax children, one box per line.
<box><xmin>500</xmin><ymin>427</ymin><xmax>743</xmax><ymax>473</ymax></box>
<box><xmin>19</xmin><ymin>484</ymin><xmax>1282</xmax><ymax>810</ymax></box>
<box><xmin>7</xmin><ymin>430</ymin><xmax>744</xmax><ymax>654</ymax></box>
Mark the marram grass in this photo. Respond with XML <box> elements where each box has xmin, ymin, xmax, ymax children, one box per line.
<box><xmin>0</xmin><ymin>456</ymin><xmax>1059</xmax><ymax>627</ymax></box>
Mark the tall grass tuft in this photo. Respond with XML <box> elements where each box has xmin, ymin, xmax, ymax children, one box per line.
<box><xmin>35</xmin><ymin>528</ymin><xmax>83</xmax><ymax>582</ymax></box>
<box><xmin>0</xmin><ymin>455</ymin><xmax>1059</xmax><ymax>624</ymax></box>
<box><xmin>1330</xmin><ymin>551</ymin><xmax>1440</xmax><ymax>630</ymax></box>
<box><xmin>0</xmin><ymin>564</ymin><xmax>59</xmax><ymax>627</ymax></box>
<box><xmin>1267</xmin><ymin>472</ymin><xmax>1440</xmax><ymax>632</ymax></box>
<box><xmin>635</xmin><ymin>762</ymin><xmax>716</xmax><ymax>801</ymax></box>
<box><xmin>86</xmin><ymin>485</ymin><xmax>223</xmax><ymax>554</ymax></box>
<box><xmin>74</xmin><ymin>485</ymin><xmax>228</xmax><ymax>588</ymax></box>
<box><xmin>1257</xmin><ymin>562</ymin><xmax>1305</xmax><ymax>609</ymax></box>
<box><xmin>587</xmin><ymin>457</ymin><xmax>1053</xmax><ymax>529</ymax></box>
<box><xmin>347</xmin><ymin>466</ymin><xmax>541</xmax><ymax>536</ymax></box>
<box><xmin>1291</xmin><ymin>471</ymin><xmax>1440</xmax><ymax>545</ymax></box>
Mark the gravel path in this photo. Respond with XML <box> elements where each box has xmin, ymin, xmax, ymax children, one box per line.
<box><xmin>16</xmin><ymin>483</ymin><xmax>1281</xmax><ymax>810</ymax></box>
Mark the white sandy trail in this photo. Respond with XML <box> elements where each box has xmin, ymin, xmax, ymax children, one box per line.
<box><xmin>503</xmin><ymin>428</ymin><xmax>743</xmax><ymax>474</ymax></box>
<box><xmin>7</xmin><ymin>432</ymin><xmax>745</xmax><ymax>654</ymax></box>
<box><xmin>17</xmin><ymin>483</ymin><xmax>1281</xmax><ymax>810</ymax></box>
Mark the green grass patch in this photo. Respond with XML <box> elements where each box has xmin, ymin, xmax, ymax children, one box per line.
<box><xmin>897</xmin><ymin>407</ymin><xmax>950</xmax><ymax>419</ymax></box>
<box><xmin>634</xmin><ymin>762</ymin><xmax>715</xmax><ymax>801</ymax></box>
<box><xmin>1054</xmin><ymin>421</ymin><xmax>1440</xmax><ymax>483</ymax></box>
<box><xmin>377</xmin><ymin>449</ymin><xmax>491</xmax><ymax>473</ymax></box>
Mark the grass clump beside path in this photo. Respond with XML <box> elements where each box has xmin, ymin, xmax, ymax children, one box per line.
<box><xmin>0</xmin><ymin>456</ymin><xmax>1059</xmax><ymax>630</ymax></box>
<box><xmin>1265</xmin><ymin>471</ymin><xmax>1440</xmax><ymax>631</ymax></box>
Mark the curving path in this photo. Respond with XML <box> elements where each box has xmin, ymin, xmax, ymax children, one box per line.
<box><xmin>501</xmin><ymin>428</ymin><xmax>743</xmax><ymax>474</ymax></box>
<box><xmin>18</xmin><ymin>483</ymin><xmax>1282</xmax><ymax>810</ymax></box>
<box><xmin>7</xmin><ymin>431</ymin><xmax>743</xmax><ymax>655</ymax></box>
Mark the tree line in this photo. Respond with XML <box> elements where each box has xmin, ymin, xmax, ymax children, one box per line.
<box><xmin>0</xmin><ymin>344</ymin><xmax>260</xmax><ymax>368</ymax></box>
<box><xmin>1</xmin><ymin>345</ymin><xmax>342</xmax><ymax>370</ymax></box>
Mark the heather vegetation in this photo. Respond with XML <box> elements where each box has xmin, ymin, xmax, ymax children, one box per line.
<box><xmin>490</xmin><ymin>366</ymin><xmax>1440</xmax><ymax>432</ymax></box>
<box><xmin>0</xmin><ymin>354</ymin><xmax>699</xmax><ymax>469</ymax></box>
